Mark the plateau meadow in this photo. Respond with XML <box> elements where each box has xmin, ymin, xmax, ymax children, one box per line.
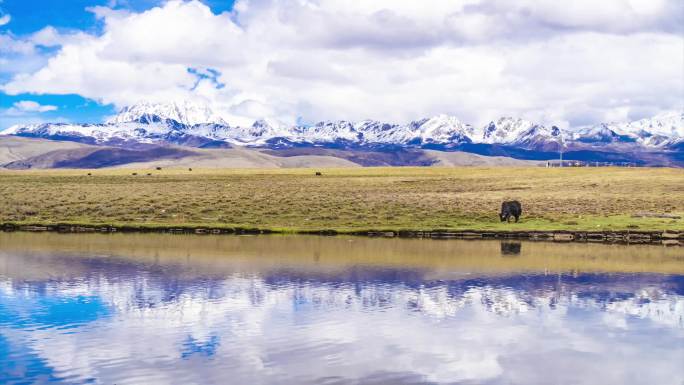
<box><xmin>0</xmin><ymin>167</ymin><xmax>682</xmax><ymax>232</ymax></box>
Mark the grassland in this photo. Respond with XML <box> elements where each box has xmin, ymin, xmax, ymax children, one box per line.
<box><xmin>0</xmin><ymin>167</ymin><xmax>682</xmax><ymax>232</ymax></box>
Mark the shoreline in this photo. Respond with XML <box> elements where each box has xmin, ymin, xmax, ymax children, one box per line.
<box><xmin>3</xmin><ymin>222</ymin><xmax>682</xmax><ymax>246</ymax></box>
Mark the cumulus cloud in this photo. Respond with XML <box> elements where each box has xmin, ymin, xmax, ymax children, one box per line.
<box><xmin>0</xmin><ymin>26</ymin><xmax>93</xmax><ymax>81</ymax></box>
<box><xmin>29</xmin><ymin>26</ymin><xmax>91</xmax><ymax>47</ymax></box>
<box><xmin>0</xmin><ymin>5</ymin><xmax>10</xmax><ymax>27</ymax></box>
<box><xmin>1</xmin><ymin>0</ymin><xmax>682</xmax><ymax>127</ymax></box>
<box><xmin>3</xmin><ymin>100</ymin><xmax>58</xmax><ymax>116</ymax></box>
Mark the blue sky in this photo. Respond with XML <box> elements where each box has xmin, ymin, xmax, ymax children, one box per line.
<box><xmin>0</xmin><ymin>0</ymin><xmax>682</xmax><ymax>129</ymax></box>
<box><xmin>0</xmin><ymin>0</ymin><xmax>235</xmax><ymax>128</ymax></box>
<box><xmin>0</xmin><ymin>0</ymin><xmax>235</xmax><ymax>33</ymax></box>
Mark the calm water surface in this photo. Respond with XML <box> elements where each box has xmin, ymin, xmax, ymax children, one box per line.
<box><xmin>0</xmin><ymin>233</ymin><xmax>683</xmax><ymax>385</ymax></box>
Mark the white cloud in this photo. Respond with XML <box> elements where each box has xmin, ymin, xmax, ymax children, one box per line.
<box><xmin>3</xmin><ymin>100</ymin><xmax>58</xmax><ymax>116</ymax></box>
<box><xmin>0</xmin><ymin>27</ymin><xmax>92</xmax><ymax>80</ymax></box>
<box><xmin>13</xmin><ymin>100</ymin><xmax>58</xmax><ymax>112</ymax></box>
<box><xmin>0</xmin><ymin>33</ymin><xmax>34</xmax><ymax>55</ymax></box>
<box><xmin>1</xmin><ymin>0</ymin><xmax>682</xmax><ymax>127</ymax></box>
<box><xmin>0</xmin><ymin>13</ymin><xmax>10</xmax><ymax>27</ymax></box>
<box><xmin>1</xmin><ymin>268</ymin><xmax>683</xmax><ymax>385</ymax></box>
<box><xmin>29</xmin><ymin>26</ymin><xmax>91</xmax><ymax>47</ymax></box>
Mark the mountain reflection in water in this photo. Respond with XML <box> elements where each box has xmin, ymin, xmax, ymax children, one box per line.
<box><xmin>0</xmin><ymin>233</ymin><xmax>683</xmax><ymax>385</ymax></box>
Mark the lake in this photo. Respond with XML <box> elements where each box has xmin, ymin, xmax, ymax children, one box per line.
<box><xmin>0</xmin><ymin>232</ymin><xmax>682</xmax><ymax>384</ymax></box>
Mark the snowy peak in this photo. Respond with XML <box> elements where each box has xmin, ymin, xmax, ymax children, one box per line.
<box><xmin>410</xmin><ymin>115</ymin><xmax>470</xmax><ymax>145</ymax></box>
<box><xmin>480</xmin><ymin>117</ymin><xmax>540</xmax><ymax>144</ymax></box>
<box><xmin>512</xmin><ymin>124</ymin><xmax>563</xmax><ymax>151</ymax></box>
<box><xmin>575</xmin><ymin>111</ymin><xmax>684</xmax><ymax>147</ymax></box>
<box><xmin>294</xmin><ymin>120</ymin><xmax>359</xmax><ymax>143</ymax></box>
<box><xmin>410</xmin><ymin>114</ymin><xmax>471</xmax><ymax>142</ymax></box>
<box><xmin>573</xmin><ymin>124</ymin><xmax>632</xmax><ymax>144</ymax></box>
<box><xmin>2</xmin><ymin>102</ymin><xmax>682</xmax><ymax>160</ymax></box>
<box><xmin>611</xmin><ymin>111</ymin><xmax>684</xmax><ymax>139</ymax></box>
<box><xmin>108</xmin><ymin>101</ymin><xmax>229</xmax><ymax>126</ymax></box>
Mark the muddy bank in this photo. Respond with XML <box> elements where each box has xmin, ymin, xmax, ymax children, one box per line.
<box><xmin>2</xmin><ymin>223</ymin><xmax>682</xmax><ymax>246</ymax></box>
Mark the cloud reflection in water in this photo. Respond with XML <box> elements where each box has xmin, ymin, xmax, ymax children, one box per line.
<box><xmin>0</xmin><ymin>236</ymin><xmax>682</xmax><ymax>385</ymax></box>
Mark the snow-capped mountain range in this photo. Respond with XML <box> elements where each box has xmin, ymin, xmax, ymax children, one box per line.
<box><xmin>107</xmin><ymin>100</ymin><xmax>230</xmax><ymax>126</ymax></box>
<box><xmin>2</xmin><ymin>101</ymin><xmax>682</xmax><ymax>163</ymax></box>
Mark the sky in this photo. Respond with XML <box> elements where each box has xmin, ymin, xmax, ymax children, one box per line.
<box><xmin>0</xmin><ymin>0</ymin><xmax>682</xmax><ymax>129</ymax></box>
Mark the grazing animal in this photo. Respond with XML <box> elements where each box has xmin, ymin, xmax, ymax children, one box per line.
<box><xmin>156</xmin><ymin>167</ymin><xmax>162</xmax><ymax>171</ymax></box>
<box><xmin>315</xmin><ymin>172</ymin><xmax>322</xmax><ymax>176</ymax></box>
<box><xmin>499</xmin><ymin>201</ymin><xmax>522</xmax><ymax>223</ymax></box>
<box><xmin>188</xmin><ymin>168</ymin><xmax>193</xmax><ymax>172</ymax></box>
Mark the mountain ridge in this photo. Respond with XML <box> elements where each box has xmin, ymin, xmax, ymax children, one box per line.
<box><xmin>2</xmin><ymin>101</ymin><xmax>682</xmax><ymax>166</ymax></box>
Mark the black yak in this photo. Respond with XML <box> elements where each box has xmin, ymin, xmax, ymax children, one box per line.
<box><xmin>500</xmin><ymin>201</ymin><xmax>522</xmax><ymax>223</ymax></box>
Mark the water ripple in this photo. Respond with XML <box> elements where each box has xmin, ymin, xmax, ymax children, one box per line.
<box><xmin>1</xmin><ymin>239</ymin><xmax>684</xmax><ymax>384</ymax></box>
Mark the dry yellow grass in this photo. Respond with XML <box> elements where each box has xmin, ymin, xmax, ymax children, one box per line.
<box><xmin>0</xmin><ymin>167</ymin><xmax>682</xmax><ymax>231</ymax></box>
